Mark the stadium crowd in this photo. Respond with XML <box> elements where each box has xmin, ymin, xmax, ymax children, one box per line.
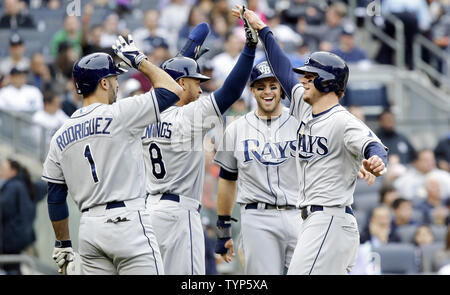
<box><xmin>0</xmin><ymin>0</ymin><xmax>449</xmax><ymax>275</ymax></box>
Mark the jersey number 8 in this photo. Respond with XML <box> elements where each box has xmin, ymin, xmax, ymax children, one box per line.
<box><xmin>149</xmin><ymin>143</ymin><xmax>166</xmax><ymax>179</ymax></box>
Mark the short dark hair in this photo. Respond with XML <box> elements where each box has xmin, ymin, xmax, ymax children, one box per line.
<box><xmin>43</xmin><ymin>90</ymin><xmax>59</xmax><ymax>105</ymax></box>
<box><xmin>392</xmin><ymin>198</ymin><xmax>410</xmax><ymax>210</ymax></box>
<box><xmin>379</xmin><ymin>183</ymin><xmax>397</xmax><ymax>203</ymax></box>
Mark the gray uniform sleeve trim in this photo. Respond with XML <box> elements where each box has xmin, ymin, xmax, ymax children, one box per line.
<box><xmin>150</xmin><ymin>89</ymin><xmax>161</xmax><ymax>123</ymax></box>
<box><xmin>213</xmin><ymin>159</ymin><xmax>238</xmax><ymax>173</ymax></box>
<box><xmin>42</xmin><ymin>175</ymin><xmax>66</xmax><ymax>184</ymax></box>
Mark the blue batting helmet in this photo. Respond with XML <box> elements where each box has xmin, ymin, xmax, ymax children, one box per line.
<box><xmin>73</xmin><ymin>53</ymin><xmax>124</xmax><ymax>96</ymax></box>
<box><xmin>293</xmin><ymin>51</ymin><xmax>349</xmax><ymax>93</ymax></box>
<box><xmin>249</xmin><ymin>61</ymin><xmax>276</xmax><ymax>86</ymax></box>
<box><xmin>160</xmin><ymin>56</ymin><xmax>210</xmax><ymax>82</ymax></box>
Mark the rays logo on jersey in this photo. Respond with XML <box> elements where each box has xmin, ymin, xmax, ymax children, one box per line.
<box><xmin>296</xmin><ymin>122</ymin><xmax>329</xmax><ymax>160</ymax></box>
<box><xmin>243</xmin><ymin>139</ymin><xmax>297</xmax><ymax>165</ymax></box>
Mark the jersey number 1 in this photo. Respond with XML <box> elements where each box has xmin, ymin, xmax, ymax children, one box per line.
<box><xmin>84</xmin><ymin>145</ymin><xmax>99</xmax><ymax>183</ymax></box>
<box><xmin>149</xmin><ymin>143</ymin><xmax>166</xmax><ymax>179</ymax></box>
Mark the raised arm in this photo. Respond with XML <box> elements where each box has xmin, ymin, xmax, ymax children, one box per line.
<box><xmin>213</xmin><ymin>44</ymin><xmax>256</xmax><ymax>114</ymax></box>
<box><xmin>113</xmin><ymin>35</ymin><xmax>182</xmax><ymax>100</ymax></box>
<box><xmin>232</xmin><ymin>5</ymin><xmax>299</xmax><ymax>100</ymax></box>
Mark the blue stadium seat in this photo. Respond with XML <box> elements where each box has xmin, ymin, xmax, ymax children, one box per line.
<box><xmin>354</xmin><ymin>209</ymin><xmax>368</xmax><ymax>233</ymax></box>
<box><xmin>420</xmin><ymin>242</ymin><xmax>445</xmax><ymax>273</ymax></box>
<box><xmin>395</xmin><ymin>224</ymin><xmax>419</xmax><ymax>244</ymax></box>
<box><xmin>354</xmin><ymin>177</ymin><xmax>383</xmax><ymax>195</ymax></box>
<box><xmin>353</xmin><ymin>192</ymin><xmax>379</xmax><ymax>213</ymax></box>
<box><xmin>372</xmin><ymin>243</ymin><xmax>420</xmax><ymax>274</ymax></box>
<box><xmin>430</xmin><ymin>225</ymin><xmax>447</xmax><ymax>243</ymax></box>
<box><xmin>341</xmin><ymin>82</ymin><xmax>389</xmax><ymax>118</ymax></box>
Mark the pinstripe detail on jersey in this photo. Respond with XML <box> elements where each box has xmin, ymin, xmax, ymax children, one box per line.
<box><xmin>309</xmin><ymin>216</ymin><xmax>334</xmax><ymax>275</ymax></box>
<box><xmin>188</xmin><ymin>210</ymin><xmax>194</xmax><ymax>275</ymax></box>
<box><xmin>277</xmin><ymin>166</ymin><xmax>289</xmax><ymax>206</ymax></box>
<box><xmin>150</xmin><ymin>90</ymin><xmax>160</xmax><ymax>123</ymax></box>
<box><xmin>138</xmin><ymin>210</ymin><xmax>160</xmax><ymax>274</ymax></box>
<box><xmin>265</xmin><ymin>166</ymin><xmax>278</xmax><ymax>203</ymax></box>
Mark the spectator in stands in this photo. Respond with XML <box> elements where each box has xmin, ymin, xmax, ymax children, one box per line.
<box><xmin>413</xmin><ymin>225</ymin><xmax>435</xmax><ymax>247</ymax></box>
<box><xmin>80</xmin><ymin>3</ymin><xmax>114</xmax><ymax>57</ymax></box>
<box><xmin>360</xmin><ymin>206</ymin><xmax>401</xmax><ymax>246</ymax></box>
<box><xmin>130</xmin><ymin>37</ymin><xmax>171</xmax><ymax>93</ymax></box>
<box><xmin>296</xmin><ymin>1</ymin><xmax>348</xmax><ymax>52</ymax></box>
<box><xmin>383</xmin><ymin>154</ymin><xmax>408</xmax><ymax>186</ymax></box>
<box><xmin>379</xmin><ymin>183</ymin><xmax>399</xmax><ymax>209</ymax></box>
<box><xmin>27</xmin><ymin>52</ymin><xmax>53</xmax><ymax>92</ymax></box>
<box><xmin>265</xmin><ymin>10</ymin><xmax>303</xmax><ymax>55</ymax></box>
<box><xmin>204</xmin><ymin>13</ymin><xmax>230</xmax><ymax>58</ymax></box>
<box><xmin>132</xmin><ymin>9</ymin><xmax>169</xmax><ymax>52</ymax></box>
<box><xmin>434</xmin><ymin>132</ymin><xmax>450</xmax><ymax>172</ymax></box>
<box><xmin>178</xmin><ymin>5</ymin><xmax>208</xmax><ymax>51</ymax></box>
<box><xmin>200</xmin><ymin>61</ymin><xmax>219</xmax><ymax>95</ymax></box>
<box><xmin>50</xmin><ymin>15</ymin><xmax>82</xmax><ymax>58</ymax></box>
<box><xmin>31</xmin><ymin>90</ymin><xmax>68</xmax><ymax>145</ymax></box>
<box><xmin>347</xmin><ymin>104</ymin><xmax>366</xmax><ymax>122</ymax></box>
<box><xmin>99</xmin><ymin>13</ymin><xmax>121</xmax><ymax>48</ymax></box>
<box><xmin>331</xmin><ymin>23</ymin><xmax>370</xmax><ymax>65</ymax></box>
<box><xmin>0</xmin><ymin>33</ymin><xmax>30</xmax><ymax>77</ymax></box>
<box><xmin>0</xmin><ymin>158</ymin><xmax>37</xmax><ymax>275</ymax></box>
<box><xmin>209</xmin><ymin>0</ymin><xmax>236</xmax><ymax>28</ymax></box>
<box><xmin>210</xmin><ymin>31</ymin><xmax>245</xmax><ymax>86</ymax></box>
<box><xmin>376</xmin><ymin>108</ymin><xmax>417</xmax><ymax>165</ymax></box>
<box><xmin>415</xmin><ymin>175</ymin><xmax>449</xmax><ymax>225</ymax></box>
<box><xmin>394</xmin><ymin>149</ymin><xmax>450</xmax><ymax>201</ymax></box>
<box><xmin>0</xmin><ymin>0</ymin><xmax>36</xmax><ymax>29</ymax></box>
<box><xmin>0</xmin><ymin>66</ymin><xmax>43</xmax><ymax>114</ymax></box>
<box><xmin>434</xmin><ymin>225</ymin><xmax>450</xmax><ymax>272</ymax></box>
<box><xmin>53</xmin><ymin>42</ymin><xmax>79</xmax><ymax>95</ymax></box>
<box><xmin>391</xmin><ymin>198</ymin><xmax>417</xmax><ymax>236</ymax></box>
<box><xmin>118</xmin><ymin>78</ymin><xmax>143</xmax><ymax>100</ymax></box>
<box><xmin>376</xmin><ymin>0</ymin><xmax>432</xmax><ymax>69</ymax></box>
<box><xmin>159</xmin><ymin>0</ymin><xmax>191</xmax><ymax>54</ymax></box>
<box><xmin>280</xmin><ymin>0</ymin><xmax>327</xmax><ymax>27</ymax></box>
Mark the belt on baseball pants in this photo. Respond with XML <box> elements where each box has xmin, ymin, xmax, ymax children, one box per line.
<box><xmin>245</xmin><ymin>202</ymin><xmax>297</xmax><ymax>210</ymax></box>
<box><xmin>161</xmin><ymin>193</ymin><xmax>202</xmax><ymax>213</ymax></box>
<box><xmin>300</xmin><ymin>205</ymin><xmax>354</xmax><ymax>220</ymax></box>
<box><xmin>81</xmin><ymin>201</ymin><xmax>125</xmax><ymax>213</ymax></box>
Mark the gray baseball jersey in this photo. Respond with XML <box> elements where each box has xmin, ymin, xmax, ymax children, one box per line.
<box><xmin>42</xmin><ymin>90</ymin><xmax>162</xmax><ymax>211</ymax></box>
<box><xmin>142</xmin><ymin>93</ymin><xmax>222</xmax><ymax>275</ymax></box>
<box><xmin>214</xmin><ymin>107</ymin><xmax>302</xmax><ymax>274</ymax></box>
<box><xmin>289</xmin><ymin>84</ymin><xmax>384</xmax><ymax>208</ymax></box>
<box><xmin>214</xmin><ymin>107</ymin><xmax>299</xmax><ymax>206</ymax></box>
<box><xmin>142</xmin><ymin>93</ymin><xmax>222</xmax><ymax>200</ymax></box>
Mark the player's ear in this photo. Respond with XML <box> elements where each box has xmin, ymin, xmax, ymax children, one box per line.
<box><xmin>99</xmin><ymin>78</ymin><xmax>108</xmax><ymax>91</ymax></box>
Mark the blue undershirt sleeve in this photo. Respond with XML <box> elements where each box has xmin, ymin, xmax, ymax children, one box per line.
<box><xmin>47</xmin><ymin>182</ymin><xmax>69</xmax><ymax>221</ymax></box>
<box><xmin>219</xmin><ymin>167</ymin><xmax>238</xmax><ymax>181</ymax></box>
<box><xmin>364</xmin><ymin>141</ymin><xmax>388</xmax><ymax>167</ymax></box>
<box><xmin>154</xmin><ymin>88</ymin><xmax>180</xmax><ymax>112</ymax></box>
<box><xmin>258</xmin><ymin>26</ymin><xmax>300</xmax><ymax>101</ymax></box>
<box><xmin>213</xmin><ymin>45</ymin><xmax>256</xmax><ymax>114</ymax></box>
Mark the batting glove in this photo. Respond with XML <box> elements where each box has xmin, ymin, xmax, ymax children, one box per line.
<box><xmin>215</xmin><ymin>215</ymin><xmax>237</xmax><ymax>254</ymax></box>
<box><xmin>240</xmin><ymin>6</ymin><xmax>258</xmax><ymax>48</ymax></box>
<box><xmin>112</xmin><ymin>34</ymin><xmax>148</xmax><ymax>70</ymax></box>
<box><xmin>52</xmin><ymin>240</ymin><xmax>74</xmax><ymax>274</ymax></box>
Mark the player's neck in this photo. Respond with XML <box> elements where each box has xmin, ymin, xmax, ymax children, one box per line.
<box><xmin>311</xmin><ymin>93</ymin><xmax>339</xmax><ymax>116</ymax></box>
<box><xmin>83</xmin><ymin>92</ymin><xmax>109</xmax><ymax>107</ymax></box>
<box><xmin>255</xmin><ymin>104</ymin><xmax>282</xmax><ymax>120</ymax></box>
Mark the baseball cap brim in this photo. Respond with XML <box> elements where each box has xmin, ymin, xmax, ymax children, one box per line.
<box><xmin>185</xmin><ymin>73</ymin><xmax>210</xmax><ymax>82</ymax></box>
<box><xmin>250</xmin><ymin>72</ymin><xmax>276</xmax><ymax>86</ymax></box>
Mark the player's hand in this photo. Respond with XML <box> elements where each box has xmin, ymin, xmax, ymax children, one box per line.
<box><xmin>238</xmin><ymin>5</ymin><xmax>258</xmax><ymax>48</ymax></box>
<box><xmin>215</xmin><ymin>237</ymin><xmax>235</xmax><ymax>263</ymax></box>
<box><xmin>358</xmin><ymin>166</ymin><xmax>376</xmax><ymax>186</ymax></box>
<box><xmin>231</xmin><ymin>4</ymin><xmax>267</xmax><ymax>31</ymax></box>
<box><xmin>52</xmin><ymin>240</ymin><xmax>74</xmax><ymax>274</ymax></box>
<box><xmin>112</xmin><ymin>34</ymin><xmax>148</xmax><ymax>70</ymax></box>
<box><xmin>362</xmin><ymin>155</ymin><xmax>386</xmax><ymax>177</ymax></box>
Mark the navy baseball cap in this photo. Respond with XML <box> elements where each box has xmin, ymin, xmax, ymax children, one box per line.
<box><xmin>10</xmin><ymin>33</ymin><xmax>24</xmax><ymax>46</ymax></box>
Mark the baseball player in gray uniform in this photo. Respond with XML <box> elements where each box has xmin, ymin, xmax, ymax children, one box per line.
<box><xmin>142</xmin><ymin>21</ymin><xmax>257</xmax><ymax>275</ymax></box>
<box><xmin>41</xmin><ymin>35</ymin><xmax>182</xmax><ymax>275</ymax></box>
<box><xmin>213</xmin><ymin>61</ymin><xmax>302</xmax><ymax>274</ymax></box>
<box><xmin>235</xmin><ymin>6</ymin><xmax>387</xmax><ymax>275</ymax></box>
